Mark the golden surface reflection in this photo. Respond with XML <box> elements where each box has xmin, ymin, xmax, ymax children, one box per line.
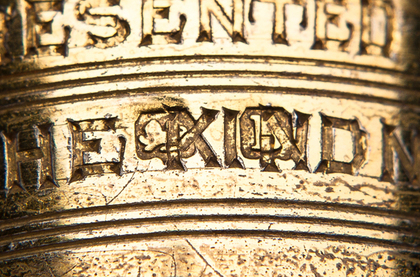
<box><xmin>0</xmin><ymin>0</ymin><xmax>420</xmax><ymax>275</ymax></box>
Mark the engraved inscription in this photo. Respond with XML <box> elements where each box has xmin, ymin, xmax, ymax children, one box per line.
<box><xmin>381</xmin><ymin>122</ymin><xmax>420</xmax><ymax>183</ymax></box>
<box><xmin>361</xmin><ymin>0</ymin><xmax>393</xmax><ymax>56</ymax></box>
<box><xmin>223</xmin><ymin>108</ymin><xmax>244</xmax><ymax>169</ymax></box>
<box><xmin>0</xmin><ymin>1</ymin><xmax>24</xmax><ymax>61</ymax></box>
<box><xmin>69</xmin><ymin>118</ymin><xmax>126</xmax><ymax>183</ymax></box>
<box><xmin>76</xmin><ymin>0</ymin><xmax>130</xmax><ymax>48</ymax></box>
<box><xmin>249</xmin><ymin>0</ymin><xmax>315</xmax><ymax>47</ymax></box>
<box><xmin>0</xmin><ymin>4</ymin><xmax>11</xmax><ymax>62</ymax></box>
<box><xmin>25</xmin><ymin>0</ymin><xmax>70</xmax><ymax>56</ymax></box>
<box><xmin>240</xmin><ymin>107</ymin><xmax>310</xmax><ymax>172</ymax></box>
<box><xmin>135</xmin><ymin>106</ymin><xmax>221</xmax><ymax>170</ymax></box>
<box><xmin>0</xmin><ymin>124</ymin><xmax>58</xmax><ymax>197</ymax></box>
<box><xmin>315</xmin><ymin>0</ymin><xmax>362</xmax><ymax>55</ymax></box>
<box><xmin>197</xmin><ymin>0</ymin><xmax>246</xmax><ymax>43</ymax></box>
<box><xmin>140</xmin><ymin>0</ymin><xmax>186</xmax><ymax>46</ymax></box>
<box><xmin>135</xmin><ymin>106</ymin><xmax>311</xmax><ymax>171</ymax></box>
<box><xmin>130</xmin><ymin>105</ymin><xmax>417</xmax><ymax>182</ymax></box>
<box><xmin>316</xmin><ymin>114</ymin><xmax>367</xmax><ymax>175</ymax></box>
<box><xmin>0</xmin><ymin>0</ymin><xmax>397</xmax><ymax>61</ymax></box>
<box><xmin>3</xmin><ymin>104</ymin><xmax>419</xmax><ymax>197</ymax></box>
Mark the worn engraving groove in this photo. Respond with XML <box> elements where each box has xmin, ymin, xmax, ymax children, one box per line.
<box><xmin>1</xmin><ymin>55</ymin><xmax>417</xmax><ymax>85</ymax></box>
<box><xmin>2</xmin><ymin>237</ymin><xmax>417</xmax><ymax>276</ymax></box>
<box><xmin>1</xmin><ymin>70</ymin><xmax>418</xmax><ymax>104</ymax></box>
<box><xmin>1</xmin><ymin>199</ymin><xmax>419</xmax><ymax>231</ymax></box>
<box><xmin>1</xmin><ymin>62</ymin><xmax>418</xmax><ymax>94</ymax></box>
<box><xmin>1</xmin><ymin>230</ymin><xmax>419</xmax><ymax>262</ymax></box>
<box><xmin>0</xmin><ymin>86</ymin><xmax>419</xmax><ymax>118</ymax></box>
<box><xmin>0</xmin><ymin>214</ymin><xmax>418</xmax><ymax>247</ymax></box>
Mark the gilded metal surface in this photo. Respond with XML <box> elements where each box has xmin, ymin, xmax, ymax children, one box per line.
<box><xmin>0</xmin><ymin>0</ymin><xmax>420</xmax><ymax>276</ymax></box>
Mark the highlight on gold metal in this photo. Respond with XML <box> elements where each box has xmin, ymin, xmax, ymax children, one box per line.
<box><xmin>0</xmin><ymin>0</ymin><xmax>419</xmax><ymax>275</ymax></box>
